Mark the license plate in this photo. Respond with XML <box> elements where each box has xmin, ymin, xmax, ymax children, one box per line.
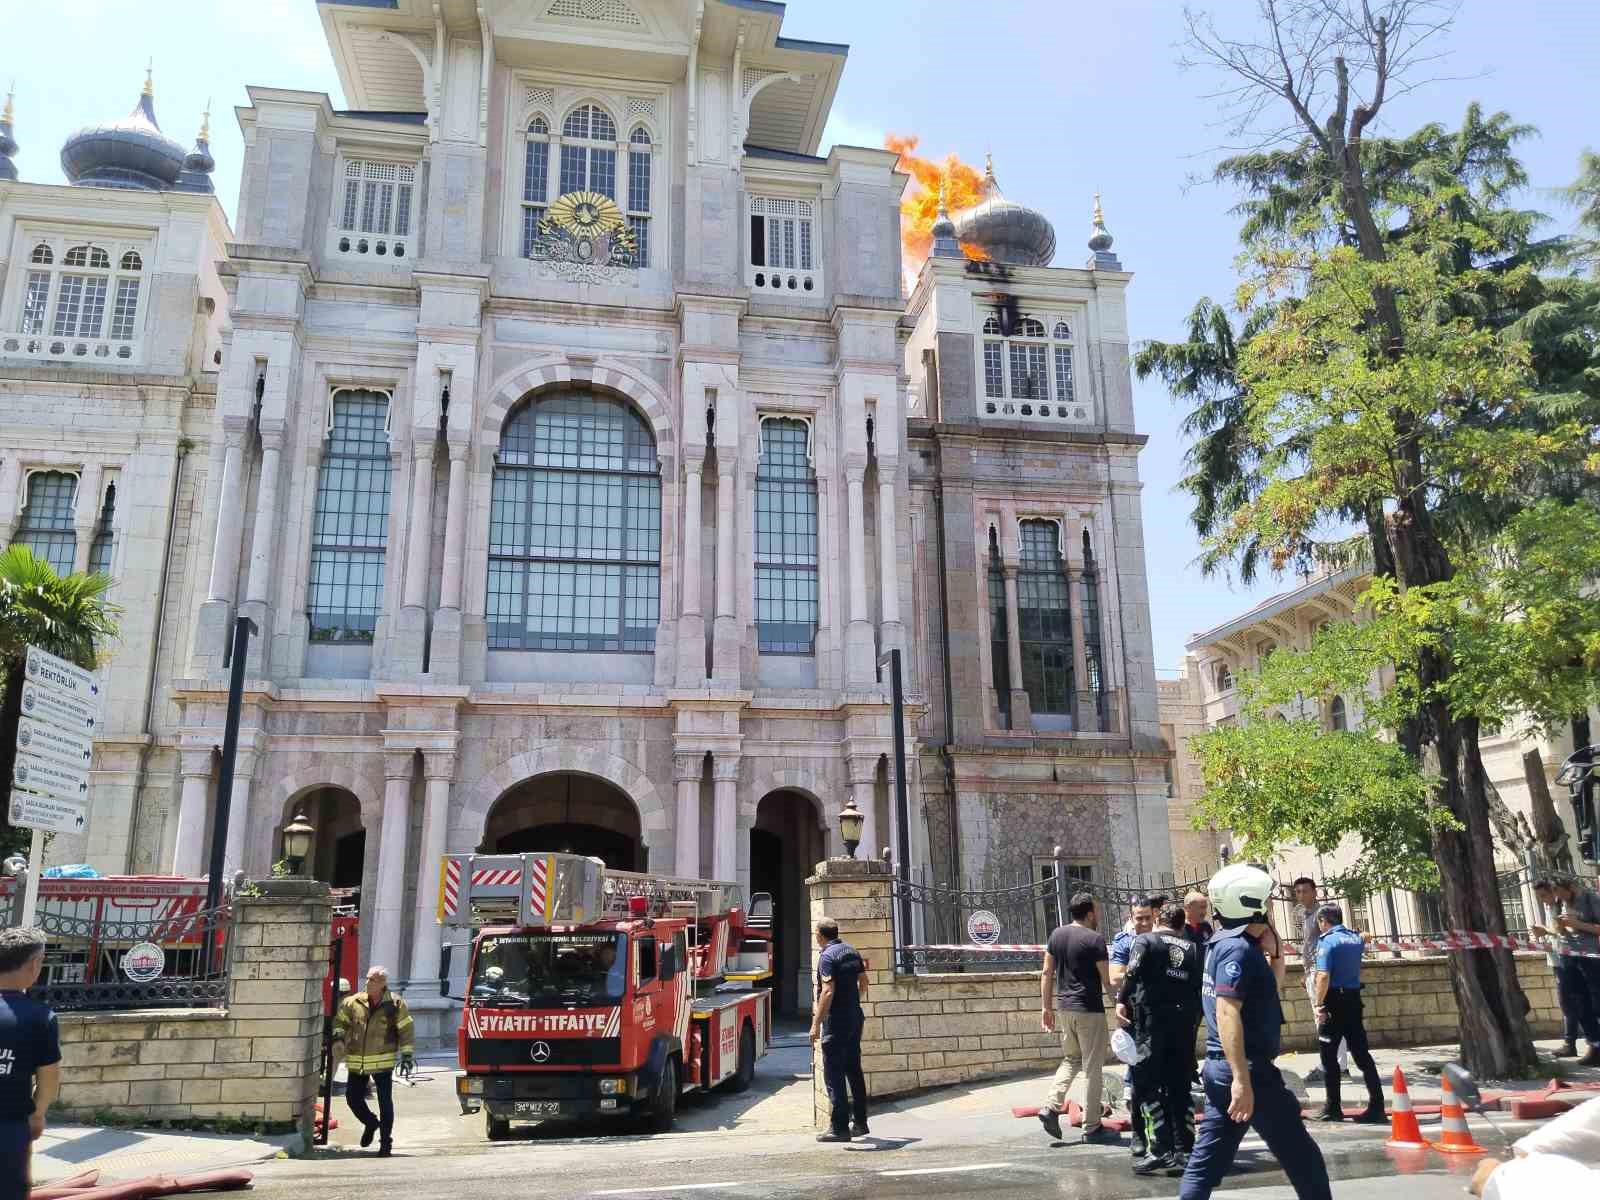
<box><xmin>513</xmin><ymin>1101</ymin><xmax>562</xmax><ymax>1117</ymax></box>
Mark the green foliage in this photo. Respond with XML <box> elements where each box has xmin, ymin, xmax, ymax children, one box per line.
<box><xmin>1190</xmin><ymin>719</ymin><xmax>1448</xmax><ymax>893</ymax></box>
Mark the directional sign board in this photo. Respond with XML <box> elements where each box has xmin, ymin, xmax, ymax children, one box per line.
<box><xmin>24</xmin><ymin>645</ymin><xmax>101</xmax><ymax>704</ymax></box>
<box><xmin>11</xmin><ymin>644</ymin><xmax>99</xmax><ymax>838</ymax></box>
<box><xmin>8</xmin><ymin>790</ymin><xmax>86</xmax><ymax>836</ymax></box>
<box><xmin>15</xmin><ymin>716</ymin><xmax>93</xmax><ymax>771</ymax></box>
<box><xmin>20</xmin><ymin>681</ymin><xmax>97</xmax><ymax>734</ymax></box>
<box><xmin>13</xmin><ymin>751</ymin><xmax>90</xmax><ymax>806</ymax></box>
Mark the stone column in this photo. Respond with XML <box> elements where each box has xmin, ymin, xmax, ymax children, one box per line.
<box><xmin>711</xmin><ymin>755</ymin><xmax>739</xmax><ymax>883</ymax></box>
<box><xmin>206</xmin><ymin>426</ymin><xmax>249</xmax><ymax>603</ymax></box>
<box><xmin>171</xmin><ymin>750</ymin><xmax>213</xmax><ymax>877</ymax></box>
<box><xmin>1065</xmin><ymin>558</ymin><xmax>1095</xmax><ymax>733</ymax></box>
<box><xmin>394</xmin><ymin>440</ymin><xmax>436</xmax><ymax>676</ymax></box>
<box><xmin>71</xmin><ymin>464</ymin><xmax>102</xmax><ymax>575</ymax></box>
<box><xmin>0</xmin><ymin>456</ymin><xmax>23</xmax><ymax>545</ymax></box>
<box><xmin>221</xmin><ymin>751</ymin><xmax>256</xmax><ymax>879</ymax></box>
<box><xmin>431</xmin><ymin>444</ymin><xmax>470</xmax><ymax>681</ymax></box>
<box><xmin>844</xmin><ymin>464</ymin><xmax>875</xmax><ymax>686</ymax></box>
<box><xmin>848</xmin><ymin>756</ymin><xmax>879</xmax><ymax>860</ymax></box>
<box><xmin>673</xmin><ymin>752</ymin><xmax>703</xmax><ymax>877</ymax></box>
<box><xmin>1002</xmin><ymin>563</ymin><xmax>1033</xmax><ymax>729</ymax></box>
<box><xmin>369</xmin><ymin>751</ymin><xmax>415</xmax><ymax>975</ymax></box>
<box><xmin>712</xmin><ymin>463</ymin><xmax>738</xmax><ymax>682</ymax></box>
<box><xmin>240</xmin><ymin>428</ymin><xmax>284</xmax><ymax>671</ymax></box>
<box><xmin>406</xmin><ymin>751</ymin><xmax>454</xmax><ymax>995</ymax></box>
<box><xmin>678</xmin><ymin>457</ymin><xmax>707</xmax><ymax>685</ymax></box>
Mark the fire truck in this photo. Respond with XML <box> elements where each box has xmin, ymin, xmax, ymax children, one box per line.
<box><xmin>440</xmin><ymin>852</ymin><xmax>773</xmax><ymax>1139</ymax></box>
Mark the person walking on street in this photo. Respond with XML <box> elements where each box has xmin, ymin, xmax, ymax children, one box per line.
<box><xmin>1037</xmin><ymin>892</ymin><xmax>1118</xmax><ymax>1144</ymax></box>
<box><xmin>1292</xmin><ymin>877</ymin><xmax>1347</xmax><ymax>1081</ymax></box>
<box><xmin>1309</xmin><ymin>905</ymin><xmax>1386</xmax><ymax>1123</ymax></box>
<box><xmin>1179</xmin><ymin>863</ymin><xmax>1333</xmax><ymax>1200</ymax></box>
<box><xmin>1111</xmin><ymin>896</ymin><xmax>1160</xmax><ymax>1157</ymax></box>
<box><xmin>1118</xmin><ymin>903</ymin><xmax>1203</xmax><ymax>1174</ymax></box>
<box><xmin>1532</xmin><ymin>877</ymin><xmax>1600</xmax><ymax>1066</ymax></box>
<box><xmin>812</xmin><ymin>918</ymin><xmax>870</xmax><ymax>1142</ymax></box>
<box><xmin>332</xmin><ymin>965</ymin><xmax>414</xmax><ymax>1156</ymax></box>
<box><xmin>0</xmin><ymin>928</ymin><xmax>59</xmax><ymax>1196</ymax></box>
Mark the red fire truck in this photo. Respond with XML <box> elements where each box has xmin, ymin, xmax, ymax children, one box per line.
<box><xmin>440</xmin><ymin>852</ymin><xmax>773</xmax><ymax>1139</ymax></box>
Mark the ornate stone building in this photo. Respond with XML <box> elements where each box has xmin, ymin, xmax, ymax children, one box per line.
<box><xmin>4</xmin><ymin>1</ymin><xmax>1172</xmax><ymax>1034</ymax></box>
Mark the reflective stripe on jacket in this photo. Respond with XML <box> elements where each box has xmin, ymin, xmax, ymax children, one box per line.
<box><xmin>333</xmin><ymin>989</ymin><xmax>414</xmax><ymax>1073</ymax></box>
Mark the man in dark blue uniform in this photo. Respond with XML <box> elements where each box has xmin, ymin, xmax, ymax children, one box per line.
<box><xmin>1118</xmin><ymin>903</ymin><xmax>1203</xmax><ymax>1174</ymax></box>
<box><xmin>1179</xmin><ymin>864</ymin><xmax>1331</xmax><ymax>1200</ymax></box>
<box><xmin>1311</xmin><ymin>905</ymin><xmax>1386</xmax><ymax>1123</ymax></box>
<box><xmin>0</xmin><ymin>928</ymin><xmax>60</xmax><ymax>1195</ymax></box>
<box><xmin>811</xmin><ymin>918</ymin><xmax>870</xmax><ymax>1142</ymax></box>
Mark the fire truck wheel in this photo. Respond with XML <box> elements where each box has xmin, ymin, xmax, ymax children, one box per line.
<box><xmin>647</xmin><ymin>1056</ymin><xmax>678</xmax><ymax>1132</ymax></box>
<box><xmin>485</xmin><ymin>1111</ymin><xmax>511</xmax><ymax>1142</ymax></box>
<box><xmin>725</xmin><ymin>1024</ymin><xmax>756</xmax><ymax>1094</ymax></box>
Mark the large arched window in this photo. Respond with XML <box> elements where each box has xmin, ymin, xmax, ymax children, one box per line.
<box><xmin>489</xmin><ymin>392</ymin><xmax>660</xmax><ymax>652</ymax></box>
<box><xmin>1081</xmin><ymin>528</ymin><xmax>1108</xmax><ymax>725</ymax></box>
<box><xmin>13</xmin><ymin>471</ymin><xmax>77</xmax><ymax>575</ymax></box>
<box><xmin>559</xmin><ymin>104</ymin><xmax>617</xmax><ymax>200</ymax></box>
<box><xmin>307</xmin><ymin>392</ymin><xmax>393</xmax><ymax>643</ymax></box>
<box><xmin>627</xmin><ymin>126</ymin><xmax>652</xmax><ymax>267</ymax></box>
<box><xmin>521</xmin><ymin>115</ymin><xmax>551</xmax><ymax>258</ymax></box>
<box><xmin>754</xmin><ymin>419</ymin><xmax>817</xmax><ymax>654</ymax></box>
<box><xmin>981</xmin><ymin>313</ymin><xmax>1085</xmax><ymax>422</ymax></box>
<box><xmin>1017</xmin><ymin>520</ymin><xmax>1074</xmax><ymax>716</ymax></box>
<box><xmin>87</xmin><ymin>481</ymin><xmax>116</xmax><ymax>577</ymax></box>
<box><xmin>987</xmin><ymin>527</ymin><xmax>1011</xmax><ymax>724</ymax></box>
<box><xmin>19</xmin><ymin>241</ymin><xmax>144</xmax><ymax>351</ymax></box>
<box><xmin>1329</xmin><ymin>695</ymin><xmax>1348</xmax><ymax>732</ymax></box>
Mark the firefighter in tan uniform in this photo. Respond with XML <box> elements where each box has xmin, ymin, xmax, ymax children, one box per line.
<box><xmin>332</xmin><ymin>966</ymin><xmax>415</xmax><ymax>1156</ymax></box>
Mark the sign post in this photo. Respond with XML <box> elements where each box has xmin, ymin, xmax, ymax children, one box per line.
<box><xmin>10</xmin><ymin>645</ymin><xmax>100</xmax><ymax>927</ymax></box>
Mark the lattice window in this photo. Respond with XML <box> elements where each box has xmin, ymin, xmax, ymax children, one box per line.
<box><xmin>16</xmin><ymin>240</ymin><xmax>144</xmax><ymax>343</ymax></box>
<box><xmin>338</xmin><ymin>160</ymin><xmax>416</xmax><ymax>237</ymax></box>
<box><xmin>625</xmin><ymin>96</ymin><xmax>656</xmax><ymax>120</ymax></box>
<box><xmin>980</xmin><ymin>313</ymin><xmax>1082</xmax><ymax>411</ymax></box>
<box><xmin>522</xmin><ymin>115</ymin><xmax>551</xmax><ymax>259</ymax></box>
<box><xmin>12</xmin><ymin>471</ymin><xmax>77</xmax><ymax>575</ymax></box>
<box><xmin>547</xmin><ymin>0</ymin><xmax>643</xmax><ymax>27</ymax></box>
<box><xmin>748</xmin><ymin>196</ymin><xmax>814</xmax><ymax>272</ymax></box>
<box><xmin>87</xmin><ymin>482</ymin><xmax>116</xmax><ymax>577</ymax></box>
<box><xmin>755</xmin><ymin>419</ymin><xmax>818</xmax><ymax>654</ymax></box>
<box><xmin>489</xmin><ymin>392</ymin><xmax>660</xmax><ymax>653</ymax></box>
<box><xmin>307</xmin><ymin>392</ymin><xmax>393</xmax><ymax>643</ymax></box>
<box><xmin>525</xmin><ymin>86</ymin><xmax>556</xmax><ymax>110</ymax></box>
<box><xmin>626</xmin><ymin>126</ymin><xmax>652</xmax><ymax>268</ymax></box>
<box><xmin>1016</xmin><ymin>521</ymin><xmax>1074</xmax><ymax>716</ymax></box>
<box><xmin>559</xmin><ymin>105</ymin><xmax>618</xmax><ymax>200</ymax></box>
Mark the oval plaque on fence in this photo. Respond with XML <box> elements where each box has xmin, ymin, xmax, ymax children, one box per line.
<box><xmin>967</xmin><ymin>910</ymin><xmax>1001</xmax><ymax>946</ymax></box>
<box><xmin>121</xmin><ymin>941</ymin><xmax>165</xmax><ymax>983</ymax></box>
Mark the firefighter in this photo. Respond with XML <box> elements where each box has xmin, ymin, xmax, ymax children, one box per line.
<box><xmin>332</xmin><ymin>965</ymin><xmax>415</xmax><ymax>1156</ymax></box>
<box><xmin>1117</xmin><ymin>903</ymin><xmax>1203</xmax><ymax>1174</ymax></box>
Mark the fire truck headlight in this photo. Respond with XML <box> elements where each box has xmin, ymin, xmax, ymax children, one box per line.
<box><xmin>457</xmin><ymin>1075</ymin><xmax>484</xmax><ymax>1097</ymax></box>
<box><xmin>599</xmin><ymin>1078</ymin><xmax>628</xmax><ymax>1096</ymax></box>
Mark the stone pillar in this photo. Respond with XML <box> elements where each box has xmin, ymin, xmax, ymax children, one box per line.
<box><xmin>711</xmin><ymin>755</ymin><xmax>739</xmax><ymax>883</ymax></box>
<box><xmin>394</xmin><ymin>440</ymin><xmax>436</xmax><ymax>676</ymax></box>
<box><xmin>808</xmin><ymin>857</ymin><xmax>892</xmax><ymax>1128</ymax></box>
<box><xmin>678</xmin><ymin>457</ymin><xmax>707</xmax><ymax>685</ymax></box>
<box><xmin>673</xmin><ymin>752</ymin><xmax>703</xmax><ymax>877</ymax></box>
<box><xmin>876</xmin><ymin>469</ymin><xmax>904</xmax><ymax>656</ymax></box>
<box><xmin>240</xmin><ymin>429</ymin><xmax>284</xmax><ymax>672</ymax></box>
<box><xmin>1065</xmin><ymin>559</ymin><xmax>1095</xmax><ymax>733</ymax></box>
<box><xmin>1002</xmin><ymin>563</ymin><xmax>1033</xmax><ymax>730</ymax></box>
<box><xmin>431</xmin><ymin>444</ymin><xmax>470</xmax><ymax>681</ymax></box>
<box><xmin>171</xmin><ymin>750</ymin><xmax>213</xmax><ymax>877</ymax></box>
<box><xmin>221</xmin><ymin>753</ymin><xmax>256</xmax><ymax>880</ymax></box>
<box><xmin>71</xmin><ymin>463</ymin><xmax>102</xmax><ymax>575</ymax></box>
<box><xmin>0</xmin><ymin>456</ymin><xmax>23</xmax><ymax>544</ymax></box>
<box><xmin>406</xmin><ymin>751</ymin><xmax>454</xmax><ymax>997</ymax></box>
<box><xmin>848</xmin><ymin>756</ymin><xmax>879</xmax><ymax>861</ymax></box>
<box><xmin>369</xmin><ymin>752</ymin><xmax>415</xmax><ymax>975</ymax></box>
<box><xmin>206</xmin><ymin>426</ymin><xmax>249</xmax><ymax>604</ymax></box>
<box><xmin>712</xmin><ymin>464</ymin><xmax>738</xmax><ymax>682</ymax></box>
<box><xmin>844</xmin><ymin>464</ymin><xmax>875</xmax><ymax>686</ymax></box>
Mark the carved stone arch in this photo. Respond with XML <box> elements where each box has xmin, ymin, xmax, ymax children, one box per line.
<box><xmin>743</xmin><ymin>764</ymin><xmax>833</xmax><ymax>822</ymax></box>
<box><xmin>457</xmin><ymin>745</ymin><xmax>671</xmax><ymax>852</ymax></box>
<box><xmin>266</xmin><ymin>759</ymin><xmax>381</xmax><ymax>826</ymax></box>
<box><xmin>479</xmin><ymin>355</ymin><xmax>673</xmax><ymax>460</ymax></box>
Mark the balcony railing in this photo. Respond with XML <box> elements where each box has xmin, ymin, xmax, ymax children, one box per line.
<box><xmin>1</xmin><ymin>333</ymin><xmax>141</xmax><ymax>364</ymax></box>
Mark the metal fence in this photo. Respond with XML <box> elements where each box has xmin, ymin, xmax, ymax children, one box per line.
<box><xmin>29</xmin><ymin>903</ymin><xmax>232</xmax><ymax>1013</ymax></box>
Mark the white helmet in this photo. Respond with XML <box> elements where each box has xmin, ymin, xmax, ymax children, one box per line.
<box><xmin>1208</xmin><ymin>863</ymin><xmax>1273</xmax><ymax>924</ymax></box>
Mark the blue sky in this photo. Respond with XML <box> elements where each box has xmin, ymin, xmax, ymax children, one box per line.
<box><xmin>8</xmin><ymin>1</ymin><xmax>1598</xmax><ymax>670</ymax></box>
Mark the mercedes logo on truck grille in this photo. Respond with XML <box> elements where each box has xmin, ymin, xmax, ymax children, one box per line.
<box><xmin>530</xmin><ymin>1041</ymin><xmax>552</xmax><ymax>1063</ymax></box>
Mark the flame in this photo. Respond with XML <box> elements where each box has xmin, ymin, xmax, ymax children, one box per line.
<box><xmin>886</xmin><ymin>134</ymin><xmax>990</xmax><ymax>282</ymax></box>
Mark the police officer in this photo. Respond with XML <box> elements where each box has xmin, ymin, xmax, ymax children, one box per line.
<box><xmin>1110</xmin><ymin>896</ymin><xmax>1159</xmax><ymax>1159</ymax></box>
<box><xmin>0</xmin><ymin>928</ymin><xmax>59</xmax><ymax>1194</ymax></box>
<box><xmin>1178</xmin><ymin>864</ymin><xmax>1332</xmax><ymax>1200</ymax></box>
<box><xmin>1117</xmin><ymin>903</ymin><xmax>1202</xmax><ymax>1174</ymax></box>
<box><xmin>1311</xmin><ymin>905</ymin><xmax>1385</xmax><ymax>1123</ymax></box>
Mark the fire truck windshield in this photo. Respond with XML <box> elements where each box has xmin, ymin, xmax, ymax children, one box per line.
<box><xmin>469</xmin><ymin>932</ymin><xmax>628</xmax><ymax>1008</ymax></box>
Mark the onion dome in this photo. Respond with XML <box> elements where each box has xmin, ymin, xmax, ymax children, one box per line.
<box><xmin>60</xmin><ymin>69</ymin><xmax>187</xmax><ymax>191</ymax></box>
<box><xmin>0</xmin><ymin>90</ymin><xmax>17</xmax><ymax>182</ymax></box>
<box><xmin>176</xmin><ymin>108</ymin><xmax>216</xmax><ymax>193</ymax></box>
<box><xmin>1087</xmin><ymin>192</ymin><xmax>1121</xmax><ymax>269</ymax></box>
<box><xmin>929</xmin><ymin>180</ymin><xmax>962</xmax><ymax>260</ymax></box>
<box><xmin>951</xmin><ymin>154</ymin><xmax>1057</xmax><ymax>268</ymax></box>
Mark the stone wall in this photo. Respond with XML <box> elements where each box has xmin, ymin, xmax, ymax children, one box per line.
<box><xmin>54</xmin><ymin>880</ymin><xmax>331</xmax><ymax>1137</ymax></box>
<box><xmin>808</xmin><ymin>858</ymin><xmax>1565</xmax><ymax>1125</ymax></box>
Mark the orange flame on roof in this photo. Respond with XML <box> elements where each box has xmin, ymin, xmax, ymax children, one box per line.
<box><xmin>886</xmin><ymin>134</ymin><xmax>989</xmax><ymax>282</ymax></box>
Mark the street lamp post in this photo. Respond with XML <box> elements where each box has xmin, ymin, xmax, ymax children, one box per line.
<box><xmin>837</xmin><ymin>799</ymin><xmax>864</xmax><ymax>860</ymax></box>
<box><xmin>878</xmin><ymin>647</ymin><xmax>914</xmax><ymax>967</ymax></box>
<box><xmin>281</xmin><ymin>810</ymin><xmax>315</xmax><ymax>877</ymax></box>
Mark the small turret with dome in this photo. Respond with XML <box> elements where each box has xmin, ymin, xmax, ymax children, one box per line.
<box><xmin>951</xmin><ymin>154</ymin><xmax>1057</xmax><ymax>267</ymax></box>
<box><xmin>60</xmin><ymin>68</ymin><xmax>205</xmax><ymax>192</ymax></box>
<box><xmin>176</xmin><ymin>106</ymin><xmax>216</xmax><ymax>194</ymax></box>
<box><xmin>0</xmin><ymin>89</ymin><xmax>18</xmax><ymax>182</ymax></box>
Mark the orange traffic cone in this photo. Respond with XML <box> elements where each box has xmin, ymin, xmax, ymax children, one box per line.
<box><xmin>1385</xmin><ymin>1067</ymin><xmax>1430</xmax><ymax>1150</ymax></box>
<box><xmin>1435</xmin><ymin>1073</ymin><xmax>1487</xmax><ymax>1155</ymax></box>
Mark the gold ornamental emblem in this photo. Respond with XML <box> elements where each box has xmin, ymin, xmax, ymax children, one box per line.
<box><xmin>548</xmin><ymin>191</ymin><xmax>626</xmax><ymax>238</ymax></box>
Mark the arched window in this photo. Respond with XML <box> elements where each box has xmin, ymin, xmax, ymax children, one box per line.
<box><xmin>559</xmin><ymin>104</ymin><xmax>617</xmax><ymax>199</ymax></box>
<box><xmin>489</xmin><ymin>391</ymin><xmax>660</xmax><ymax>652</ymax></box>
<box><xmin>754</xmin><ymin>419</ymin><xmax>818</xmax><ymax>654</ymax></box>
<box><xmin>12</xmin><ymin>471</ymin><xmax>77</xmax><ymax>575</ymax></box>
<box><xmin>627</xmin><ymin>126</ymin><xmax>652</xmax><ymax>267</ymax></box>
<box><xmin>1081</xmin><ymin>528</ymin><xmax>1108</xmax><ymax>725</ymax></box>
<box><xmin>1215</xmin><ymin>663</ymin><xmax>1234</xmax><ymax>693</ymax></box>
<box><xmin>87</xmin><ymin>482</ymin><xmax>116</xmax><ymax>577</ymax></box>
<box><xmin>521</xmin><ymin>115</ymin><xmax>551</xmax><ymax>258</ymax></box>
<box><xmin>30</xmin><ymin>244</ymin><xmax>52</xmax><ymax>265</ymax></box>
<box><xmin>1017</xmin><ymin>520</ymin><xmax>1074</xmax><ymax>716</ymax></box>
<box><xmin>20</xmin><ymin>241</ymin><xmax>145</xmax><ymax>347</ymax></box>
<box><xmin>987</xmin><ymin>527</ymin><xmax>1011</xmax><ymax>725</ymax></box>
<box><xmin>307</xmin><ymin>392</ymin><xmax>393</xmax><ymax>643</ymax></box>
<box><xmin>1330</xmin><ymin>695</ymin><xmax>1348</xmax><ymax>732</ymax></box>
<box><xmin>120</xmin><ymin>250</ymin><xmax>142</xmax><ymax>271</ymax></box>
<box><xmin>981</xmin><ymin>312</ymin><xmax>1084</xmax><ymax>421</ymax></box>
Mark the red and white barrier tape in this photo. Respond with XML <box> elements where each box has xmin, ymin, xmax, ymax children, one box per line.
<box><xmin>910</xmin><ymin>932</ymin><xmax>1600</xmax><ymax>960</ymax></box>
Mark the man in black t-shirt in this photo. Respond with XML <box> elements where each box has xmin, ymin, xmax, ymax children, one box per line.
<box><xmin>0</xmin><ymin>927</ymin><xmax>60</xmax><ymax>1195</ymax></box>
<box><xmin>1037</xmin><ymin>892</ymin><xmax>1117</xmax><ymax>1143</ymax></box>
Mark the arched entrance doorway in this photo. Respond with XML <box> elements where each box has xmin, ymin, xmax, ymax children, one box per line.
<box><xmin>278</xmin><ymin>788</ymin><xmax>365</xmax><ymax>895</ymax></box>
<box><xmin>751</xmin><ymin>789</ymin><xmax>826</xmax><ymax>1017</ymax></box>
<box><xmin>481</xmin><ymin>773</ymin><xmax>644</xmax><ymax>871</ymax></box>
